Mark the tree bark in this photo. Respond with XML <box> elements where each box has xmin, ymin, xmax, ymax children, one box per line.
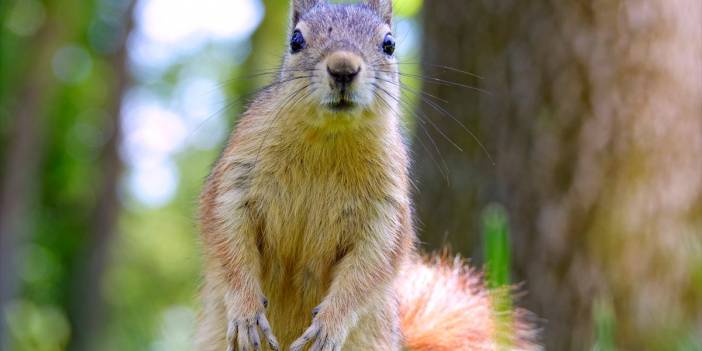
<box><xmin>416</xmin><ymin>0</ymin><xmax>702</xmax><ymax>349</ymax></box>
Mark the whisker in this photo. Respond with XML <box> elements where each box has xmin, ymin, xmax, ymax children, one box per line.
<box><xmin>374</xmin><ymin>70</ymin><xmax>492</xmax><ymax>95</ymax></box>
<box><xmin>254</xmin><ymin>82</ymin><xmax>315</xmax><ymax>165</ymax></box>
<box><xmin>212</xmin><ymin>67</ymin><xmax>321</xmax><ymax>91</ymax></box>
<box><xmin>415</xmin><ymin>120</ymin><xmax>451</xmax><ymax>185</ymax></box>
<box><xmin>373</xmin><ymin>82</ymin><xmax>463</xmax><ymax>153</ymax></box>
<box><xmin>398</xmin><ymin>84</ymin><xmax>495</xmax><ymax>166</ymax></box>
<box><xmin>188</xmin><ymin>75</ymin><xmax>315</xmax><ymax>142</ymax></box>
<box><xmin>374</xmin><ymin>76</ymin><xmax>449</xmax><ymax>104</ymax></box>
<box><xmin>372</xmin><ymin>61</ymin><xmax>484</xmax><ymax>80</ymax></box>
<box><xmin>372</xmin><ymin>73</ymin><xmax>495</xmax><ymax>165</ymax></box>
<box><xmin>372</xmin><ymin>87</ymin><xmax>450</xmax><ymax>183</ymax></box>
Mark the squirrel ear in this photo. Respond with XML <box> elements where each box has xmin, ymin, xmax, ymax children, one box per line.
<box><xmin>291</xmin><ymin>0</ymin><xmax>323</xmax><ymax>25</ymax></box>
<box><xmin>367</xmin><ymin>0</ymin><xmax>392</xmax><ymax>25</ymax></box>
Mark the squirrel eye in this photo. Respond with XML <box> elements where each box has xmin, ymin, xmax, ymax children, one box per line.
<box><xmin>290</xmin><ymin>30</ymin><xmax>305</xmax><ymax>54</ymax></box>
<box><xmin>382</xmin><ymin>33</ymin><xmax>395</xmax><ymax>56</ymax></box>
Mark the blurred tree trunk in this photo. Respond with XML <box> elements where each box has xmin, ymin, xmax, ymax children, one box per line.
<box><xmin>416</xmin><ymin>0</ymin><xmax>702</xmax><ymax>349</ymax></box>
<box><xmin>0</xmin><ymin>18</ymin><xmax>60</xmax><ymax>350</ymax></box>
<box><xmin>68</xmin><ymin>2</ymin><xmax>134</xmax><ymax>350</ymax></box>
<box><xmin>236</xmin><ymin>0</ymin><xmax>290</xmax><ymax>100</ymax></box>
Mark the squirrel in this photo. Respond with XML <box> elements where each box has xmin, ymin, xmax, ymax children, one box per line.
<box><xmin>195</xmin><ymin>1</ymin><xmax>539</xmax><ymax>350</ymax></box>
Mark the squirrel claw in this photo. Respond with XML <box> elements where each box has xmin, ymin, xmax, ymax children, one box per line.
<box><xmin>257</xmin><ymin>311</ymin><xmax>280</xmax><ymax>350</ymax></box>
<box><xmin>290</xmin><ymin>315</ymin><xmax>342</xmax><ymax>351</ymax></box>
<box><xmin>223</xmin><ymin>290</ymin><xmax>279</xmax><ymax>351</ymax></box>
<box><xmin>225</xmin><ymin>311</ymin><xmax>279</xmax><ymax>351</ymax></box>
<box><xmin>290</xmin><ymin>323</ymin><xmax>319</xmax><ymax>351</ymax></box>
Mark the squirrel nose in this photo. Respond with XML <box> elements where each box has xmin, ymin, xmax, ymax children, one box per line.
<box><xmin>327</xmin><ymin>65</ymin><xmax>360</xmax><ymax>84</ymax></box>
<box><xmin>326</xmin><ymin>51</ymin><xmax>363</xmax><ymax>86</ymax></box>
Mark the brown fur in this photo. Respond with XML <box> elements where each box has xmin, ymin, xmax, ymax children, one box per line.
<box><xmin>196</xmin><ymin>1</ymin><xmax>539</xmax><ymax>350</ymax></box>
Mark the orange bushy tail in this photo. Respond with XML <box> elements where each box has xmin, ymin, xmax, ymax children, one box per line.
<box><xmin>397</xmin><ymin>256</ymin><xmax>540</xmax><ymax>351</ymax></box>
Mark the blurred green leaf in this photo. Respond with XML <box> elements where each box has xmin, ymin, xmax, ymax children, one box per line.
<box><xmin>593</xmin><ymin>298</ymin><xmax>617</xmax><ymax>351</ymax></box>
<box><xmin>482</xmin><ymin>203</ymin><xmax>511</xmax><ymax>289</ymax></box>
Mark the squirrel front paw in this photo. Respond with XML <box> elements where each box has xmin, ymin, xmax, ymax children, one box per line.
<box><xmin>224</xmin><ymin>294</ymin><xmax>279</xmax><ymax>351</ymax></box>
<box><xmin>289</xmin><ymin>306</ymin><xmax>349</xmax><ymax>351</ymax></box>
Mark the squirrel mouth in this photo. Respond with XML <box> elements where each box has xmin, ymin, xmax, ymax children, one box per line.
<box><xmin>326</xmin><ymin>98</ymin><xmax>356</xmax><ymax>112</ymax></box>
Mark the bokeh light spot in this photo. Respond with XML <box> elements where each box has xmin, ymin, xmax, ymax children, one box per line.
<box><xmin>51</xmin><ymin>45</ymin><xmax>94</xmax><ymax>84</ymax></box>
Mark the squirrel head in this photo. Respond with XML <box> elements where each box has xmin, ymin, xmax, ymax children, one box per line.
<box><xmin>278</xmin><ymin>0</ymin><xmax>400</xmax><ymax>125</ymax></box>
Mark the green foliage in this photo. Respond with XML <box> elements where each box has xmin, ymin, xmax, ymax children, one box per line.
<box><xmin>482</xmin><ymin>204</ymin><xmax>515</xmax><ymax>350</ymax></box>
<box><xmin>393</xmin><ymin>0</ymin><xmax>423</xmax><ymax>17</ymax></box>
<box><xmin>482</xmin><ymin>204</ymin><xmax>511</xmax><ymax>289</ymax></box>
<box><xmin>592</xmin><ymin>298</ymin><xmax>617</xmax><ymax>351</ymax></box>
<box><xmin>332</xmin><ymin>0</ymin><xmax>423</xmax><ymax>17</ymax></box>
<box><xmin>5</xmin><ymin>300</ymin><xmax>70</xmax><ymax>351</ymax></box>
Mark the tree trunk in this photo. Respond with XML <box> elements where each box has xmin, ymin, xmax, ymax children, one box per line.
<box><xmin>0</xmin><ymin>20</ymin><xmax>59</xmax><ymax>349</ymax></box>
<box><xmin>416</xmin><ymin>1</ymin><xmax>702</xmax><ymax>349</ymax></box>
<box><xmin>232</xmin><ymin>0</ymin><xmax>291</xmax><ymax>115</ymax></box>
<box><xmin>67</xmin><ymin>2</ymin><xmax>134</xmax><ymax>350</ymax></box>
